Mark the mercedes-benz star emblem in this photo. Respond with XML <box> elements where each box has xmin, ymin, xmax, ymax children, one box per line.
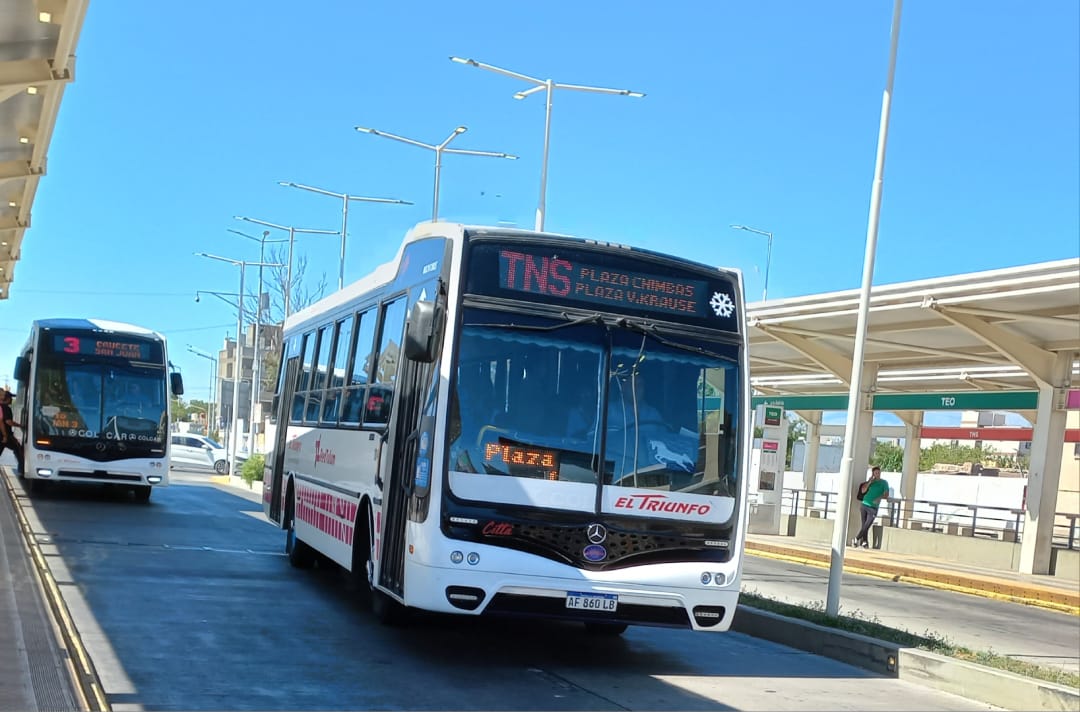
<box><xmin>587</xmin><ymin>523</ymin><xmax>607</xmax><ymax>544</ymax></box>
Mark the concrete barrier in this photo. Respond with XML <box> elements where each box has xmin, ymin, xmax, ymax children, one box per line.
<box><xmin>733</xmin><ymin>604</ymin><xmax>1080</xmax><ymax>711</ymax></box>
<box><xmin>900</xmin><ymin>648</ymin><xmax>1079</xmax><ymax>712</ymax></box>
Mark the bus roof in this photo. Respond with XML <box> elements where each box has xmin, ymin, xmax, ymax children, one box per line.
<box><xmin>31</xmin><ymin>318</ymin><xmax>165</xmax><ymax>339</ymax></box>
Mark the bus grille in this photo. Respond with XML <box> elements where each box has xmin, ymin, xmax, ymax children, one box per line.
<box><xmin>446</xmin><ymin>513</ymin><xmax>733</xmax><ymax>570</ymax></box>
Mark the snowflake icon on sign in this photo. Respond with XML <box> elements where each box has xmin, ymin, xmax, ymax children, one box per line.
<box><xmin>709</xmin><ymin>292</ymin><xmax>735</xmax><ymax>318</ymax></box>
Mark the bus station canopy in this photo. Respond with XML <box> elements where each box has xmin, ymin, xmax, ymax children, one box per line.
<box><xmin>0</xmin><ymin>0</ymin><xmax>88</xmax><ymax>300</ymax></box>
<box><xmin>747</xmin><ymin>258</ymin><xmax>1080</xmax><ymax>413</ymax></box>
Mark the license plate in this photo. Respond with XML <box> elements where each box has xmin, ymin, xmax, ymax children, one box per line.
<box><xmin>565</xmin><ymin>591</ymin><xmax>618</xmax><ymax>612</ymax></box>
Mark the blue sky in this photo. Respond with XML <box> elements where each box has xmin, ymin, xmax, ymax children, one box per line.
<box><xmin>3</xmin><ymin>1</ymin><xmax>1077</xmax><ymax>421</ymax></box>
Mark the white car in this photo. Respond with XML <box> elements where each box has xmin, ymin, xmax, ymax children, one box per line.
<box><xmin>170</xmin><ymin>434</ymin><xmax>230</xmax><ymax>474</ymax></box>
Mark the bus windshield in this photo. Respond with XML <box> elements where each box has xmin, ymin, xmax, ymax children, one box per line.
<box><xmin>447</xmin><ymin>309</ymin><xmax>740</xmax><ymax>519</ymax></box>
<box><xmin>33</xmin><ymin>362</ymin><xmax>168</xmax><ymax>445</ymax></box>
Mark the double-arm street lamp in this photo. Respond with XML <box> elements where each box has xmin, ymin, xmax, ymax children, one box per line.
<box><xmin>354</xmin><ymin>125</ymin><xmax>517</xmax><ymax>222</ymax></box>
<box><xmin>232</xmin><ymin>217</ymin><xmax>337</xmax><ymax>318</ymax></box>
<box><xmin>450</xmin><ymin>56</ymin><xmax>644</xmax><ymax>232</ymax></box>
<box><xmin>196</xmin><ymin>252</ymin><xmax>284</xmax><ymax>476</ymax></box>
<box><xmin>731</xmin><ymin>224</ymin><xmax>774</xmax><ymax>302</ymax></box>
<box><xmin>186</xmin><ymin>346</ymin><xmax>217</xmax><ymax>435</ymax></box>
<box><xmin>277</xmin><ymin>181</ymin><xmax>413</xmax><ymax>290</ymax></box>
<box><xmin>228</xmin><ymin>229</ymin><xmax>289</xmax><ymax>445</ymax></box>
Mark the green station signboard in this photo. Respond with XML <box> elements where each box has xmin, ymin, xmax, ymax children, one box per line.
<box><xmin>751</xmin><ymin>391</ymin><xmax>1039</xmax><ymax>412</ymax></box>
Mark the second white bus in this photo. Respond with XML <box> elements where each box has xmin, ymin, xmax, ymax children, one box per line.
<box><xmin>13</xmin><ymin>318</ymin><xmax>184</xmax><ymax>500</ymax></box>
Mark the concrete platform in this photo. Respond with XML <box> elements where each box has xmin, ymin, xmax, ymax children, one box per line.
<box><xmin>745</xmin><ymin>533</ymin><xmax>1080</xmax><ymax>614</ymax></box>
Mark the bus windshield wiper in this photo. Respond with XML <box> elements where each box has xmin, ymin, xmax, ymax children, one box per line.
<box><xmin>464</xmin><ymin>312</ymin><xmax>603</xmax><ymax>332</ymax></box>
<box><xmin>609</xmin><ymin>317</ymin><xmax>731</xmax><ymax>362</ymax></box>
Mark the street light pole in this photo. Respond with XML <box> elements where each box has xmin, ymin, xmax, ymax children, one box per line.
<box><xmin>354</xmin><ymin>125</ymin><xmax>517</xmax><ymax>221</ymax></box>
<box><xmin>228</xmin><ymin>229</ymin><xmax>289</xmax><ymax>448</ymax></box>
<box><xmin>449</xmin><ymin>56</ymin><xmax>644</xmax><ymax>232</ymax></box>
<box><xmin>277</xmin><ymin>182</ymin><xmax>412</xmax><ymax>290</ymax></box>
<box><xmin>233</xmin><ymin>217</ymin><xmax>337</xmax><ymax>318</ymax></box>
<box><xmin>826</xmin><ymin>0</ymin><xmax>904</xmax><ymax>618</ymax></box>
<box><xmin>196</xmin><ymin>252</ymin><xmax>284</xmax><ymax>476</ymax></box>
<box><xmin>731</xmin><ymin>225</ymin><xmax>775</xmax><ymax>302</ymax></box>
<box><xmin>186</xmin><ymin>346</ymin><xmax>217</xmax><ymax>437</ymax></box>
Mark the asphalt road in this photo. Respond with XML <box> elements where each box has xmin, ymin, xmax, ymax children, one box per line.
<box><xmin>12</xmin><ymin>470</ymin><xmax>995</xmax><ymax>712</ymax></box>
<box><xmin>742</xmin><ymin>551</ymin><xmax>1080</xmax><ymax>674</ymax></box>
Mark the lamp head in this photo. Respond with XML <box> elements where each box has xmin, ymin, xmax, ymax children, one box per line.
<box><xmin>195</xmin><ymin>293</ymin><xmax>200</xmax><ymax>303</ymax></box>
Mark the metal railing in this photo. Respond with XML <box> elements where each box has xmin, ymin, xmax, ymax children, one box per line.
<box><xmin>779</xmin><ymin>487</ymin><xmax>1079</xmax><ymax>550</ymax></box>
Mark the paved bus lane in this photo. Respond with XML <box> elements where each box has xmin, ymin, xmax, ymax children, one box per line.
<box><xmin>4</xmin><ymin>469</ymin><xmax>994</xmax><ymax>711</ymax></box>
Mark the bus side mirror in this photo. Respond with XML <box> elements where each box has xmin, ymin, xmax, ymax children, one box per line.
<box><xmin>13</xmin><ymin>356</ymin><xmax>28</xmax><ymax>383</ymax></box>
<box><xmin>403</xmin><ymin>300</ymin><xmax>440</xmax><ymax>363</ymax></box>
<box><xmin>170</xmin><ymin>373</ymin><xmax>185</xmax><ymax>397</ymax></box>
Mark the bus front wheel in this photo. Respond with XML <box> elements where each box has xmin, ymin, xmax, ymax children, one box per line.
<box><xmin>133</xmin><ymin>485</ymin><xmax>152</xmax><ymax>503</ymax></box>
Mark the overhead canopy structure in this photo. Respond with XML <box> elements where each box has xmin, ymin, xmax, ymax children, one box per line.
<box><xmin>745</xmin><ymin>257</ymin><xmax>1079</xmax><ymax>576</ymax></box>
<box><xmin>0</xmin><ymin>0</ymin><xmax>88</xmax><ymax>299</ymax></box>
<box><xmin>748</xmin><ymin>258</ymin><xmax>1080</xmax><ymax>405</ymax></box>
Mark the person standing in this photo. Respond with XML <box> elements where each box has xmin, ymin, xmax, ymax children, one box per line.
<box><xmin>853</xmin><ymin>466</ymin><xmax>890</xmax><ymax>549</ymax></box>
<box><xmin>0</xmin><ymin>390</ymin><xmax>24</xmax><ymax>475</ymax></box>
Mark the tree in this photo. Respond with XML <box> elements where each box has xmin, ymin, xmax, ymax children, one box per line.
<box><xmin>785</xmin><ymin>415</ymin><xmax>806</xmax><ymax>469</ymax></box>
<box><xmin>254</xmin><ymin>244</ymin><xmax>328</xmax><ymax>325</ymax></box>
<box><xmin>871</xmin><ymin>440</ymin><xmax>905</xmax><ymax>472</ymax></box>
<box><xmin>169</xmin><ymin>398</ymin><xmax>210</xmax><ymax>423</ymax></box>
<box><xmin>918</xmin><ymin>442</ymin><xmax>993</xmax><ymax>471</ymax></box>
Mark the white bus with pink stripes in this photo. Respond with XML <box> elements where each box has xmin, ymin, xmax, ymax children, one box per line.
<box><xmin>263</xmin><ymin>222</ymin><xmax>750</xmax><ymax>633</ymax></box>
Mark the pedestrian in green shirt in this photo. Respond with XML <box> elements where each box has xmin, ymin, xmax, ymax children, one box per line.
<box><xmin>853</xmin><ymin>466</ymin><xmax>890</xmax><ymax>549</ymax></box>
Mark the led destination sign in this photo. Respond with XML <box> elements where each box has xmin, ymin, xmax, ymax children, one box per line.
<box><xmin>466</xmin><ymin>242</ymin><xmax>740</xmax><ymax>331</ymax></box>
<box><xmin>499</xmin><ymin>249</ymin><xmax>707</xmax><ymax>317</ymax></box>
<box><xmin>484</xmin><ymin>441</ymin><xmax>559</xmax><ymax>481</ymax></box>
<box><xmin>50</xmin><ymin>334</ymin><xmax>157</xmax><ymax>361</ymax></box>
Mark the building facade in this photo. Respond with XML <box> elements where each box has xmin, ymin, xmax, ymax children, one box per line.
<box><xmin>216</xmin><ymin>322</ymin><xmax>281</xmax><ymax>441</ymax></box>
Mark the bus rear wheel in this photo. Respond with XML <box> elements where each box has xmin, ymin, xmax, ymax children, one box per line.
<box><xmin>285</xmin><ymin>491</ymin><xmax>315</xmax><ymax>569</ymax></box>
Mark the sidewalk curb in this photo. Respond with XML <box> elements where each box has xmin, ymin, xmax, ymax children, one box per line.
<box><xmin>733</xmin><ymin>605</ymin><xmax>1080</xmax><ymax>711</ymax></box>
<box><xmin>1</xmin><ymin>470</ymin><xmax>110</xmax><ymax>711</ymax></box>
<box><xmin>746</xmin><ymin>540</ymin><xmax>1080</xmax><ymax>615</ymax></box>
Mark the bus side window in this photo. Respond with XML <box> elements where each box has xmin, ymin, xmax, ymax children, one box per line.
<box><xmin>341</xmin><ymin>308</ymin><xmax>376</xmax><ymax>426</ymax></box>
<box><xmin>321</xmin><ymin>316</ymin><xmax>354</xmax><ymax>426</ymax></box>
<box><xmin>306</xmin><ymin>324</ymin><xmax>331</xmax><ymax>423</ymax></box>
<box><xmin>291</xmin><ymin>333</ymin><xmax>313</xmax><ymax>424</ymax></box>
<box><xmin>363</xmin><ymin>297</ymin><xmax>407</xmax><ymax>428</ymax></box>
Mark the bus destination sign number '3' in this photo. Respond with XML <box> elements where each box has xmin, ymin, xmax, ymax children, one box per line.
<box><xmin>53</xmin><ymin>335</ymin><xmax>152</xmax><ymax>360</ymax></box>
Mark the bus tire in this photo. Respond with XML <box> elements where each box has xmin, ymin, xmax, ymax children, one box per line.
<box><xmin>584</xmin><ymin>622</ymin><xmax>628</xmax><ymax>636</ymax></box>
<box><xmin>350</xmin><ymin>502</ymin><xmax>374</xmax><ymax>605</ymax></box>
<box><xmin>133</xmin><ymin>485</ymin><xmax>152</xmax><ymax>503</ymax></box>
<box><xmin>285</xmin><ymin>488</ymin><xmax>315</xmax><ymax>569</ymax></box>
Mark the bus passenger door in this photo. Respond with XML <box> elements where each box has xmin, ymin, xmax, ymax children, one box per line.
<box><xmin>378</xmin><ymin>294</ymin><xmax>441</xmax><ymax>599</ymax></box>
<box><xmin>379</xmin><ymin>357</ymin><xmax>433</xmax><ymax>598</ymax></box>
<box><xmin>266</xmin><ymin>355</ymin><xmax>299</xmax><ymax>525</ymax></box>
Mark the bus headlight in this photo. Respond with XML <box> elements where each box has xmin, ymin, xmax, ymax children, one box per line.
<box><xmin>700</xmin><ymin>572</ymin><xmax>713</xmax><ymax>585</ymax></box>
<box><xmin>36</xmin><ymin>468</ymin><xmax>53</xmax><ymax>477</ymax></box>
<box><xmin>450</xmin><ymin>551</ymin><xmax>464</xmax><ymax>565</ymax></box>
<box><xmin>466</xmin><ymin>552</ymin><xmax>480</xmax><ymax>566</ymax></box>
